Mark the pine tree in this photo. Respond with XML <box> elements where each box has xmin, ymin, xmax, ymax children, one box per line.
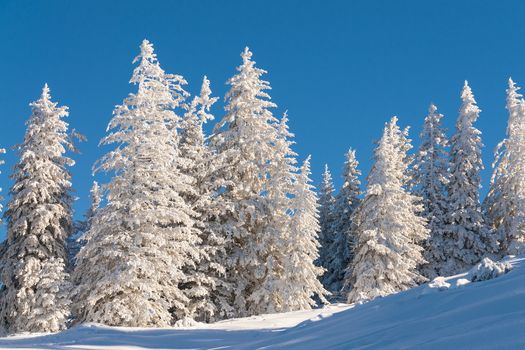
<box><xmin>284</xmin><ymin>156</ymin><xmax>328</xmax><ymax>310</ymax></box>
<box><xmin>443</xmin><ymin>81</ymin><xmax>497</xmax><ymax>275</ymax></box>
<box><xmin>73</xmin><ymin>40</ymin><xmax>201</xmax><ymax>327</ymax></box>
<box><xmin>318</xmin><ymin>164</ymin><xmax>335</xmax><ymax>287</ymax></box>
<box><xmin>412</xmin><ymin>104</ymin><xmax>451</xmax><ymax>278</ymax></box>
<box><xmin>212</xmin><ymin>47</ymin><xmax>300</xmax><ymax>316</ymax></box>
<box><xmin>0</xmin><ymin>85</ymin><xmax>74</xmax><ymax>333</ymax></box>
<box><xmin>86</xmin><ymin>181</ymin><xmax>102</xmax><ymax>227</ymax></box>
<box><xmin>346</xmin><ymin>117</ymin><xmax>427</xmax><ymax>304</ymax></box>
<box><xmin>178</xmin><ymin>76</ymin><xmax>230</xmax><ymax>322</ymax></box>
<box><xmin>324</xmin><ymin>149</ymin><xmax>361</xmax><ymax>293</ymax></box>
<box><xmin>485</xmin><ymin>78</ymin><xmax>525</xmax><ymax>255</ymax></box>
<box><xmin>247</xmin><ymin>112</ymin><xmax>297</xmax><ymax>314</ymax></box>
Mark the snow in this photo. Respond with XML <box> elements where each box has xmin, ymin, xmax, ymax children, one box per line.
<box><xmin>2</xmin><ymin>257</ymin><xmax>524</xmax><ymax>349</ymax></box>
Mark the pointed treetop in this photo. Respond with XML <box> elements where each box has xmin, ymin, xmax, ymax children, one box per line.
<box><xmin>323</xmin><ymin>164</ymin><xmax>332</xmax><ymax>178</ymax></box>
<box><xmin>195</xmin><ymin>76</ymin><xmax>218</xmax><ymax>123</ymax></box>
<box><xmin>41</xmin><ymin>83</ymin><xmax>51</xmax><ymax>101</ymax></box>
<box><xmin>346</xmin><ymin>148</ymin><xmax>357</xmax><ymax>163</ymax></box>
<box><xmin>200</xmin><ymin>75</ymin><xmax>211</xmax><ymax>99</ymax></box>
<box><xmin>242</xmin><ymin>46</ymin><xmax>253</xmax><ymax>63</ymax></box>
<box><xmin>133</xmin><ymin>39</ymin><xmax>156</xmax><ymax>64</ymax></box>
<box><xmin>428</xmin><ymin>103</ymin><xmax>437</xmax><ymax>114</ymax></box>
<box><xmin>507</xmin><ymin>77</ymin><xmax>521</xmax><ymax>100</ymax></box>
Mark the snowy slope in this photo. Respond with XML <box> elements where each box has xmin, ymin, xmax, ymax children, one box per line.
<box><xmin>1</xmin><ymin>257</ymin><xmax>524</xmax><ymax>349</ymax></box>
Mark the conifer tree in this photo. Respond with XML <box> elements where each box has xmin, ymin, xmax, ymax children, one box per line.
<box><xmin>249</xmin><ymin>112</ymin><xmax>297</xmax><ymax>314</ymax></box>
<box><xmin>209</xmin><ymin>47</ymin><xmax>275</xmax><ymax>316</ymax></box>
<box><xmin>485</xmin><ymin>78</ymin><xmax>525</xmax><ymax>255</ymax></box>
<box><xmin>0</xmin><ymin>85</ymin><xmax>74</xmax><ymax>333</ymax></box>
<box><xmin>346</xmin><ymin>117</ymin><xmax>427</xmax><ymax>304</ymax></box>
<box><xmin>443</xmin><ymin>81</ymin><xmax>497</xmax><ymax>275</ymax></box>
<box><xmin>73</xmin><ymin>40</ymin><xmax>201</xmax><ymax>327</ymax></box>
<box><xmin>284</xmin><ymin>156</ymin><xmax>328</xmax><ymax>310</ymax></box>
<box><xmin>318</xmin><ymin>164</ymin><xmax>335</xmax><ymax>286</ymax></box>
<box><xmin>324</xmin><ymin>149</ymin><xmax>361</xmax><ymax>293</ymax></box>
<box><xmin>413</xmin><ymin>104</ymin><xmax>451</xmax><ymax>278</ymax></box>
<box><xmin>178</xmin><ymin>76</ymin><xmax>230</xmax><ymax>322</ymax></box>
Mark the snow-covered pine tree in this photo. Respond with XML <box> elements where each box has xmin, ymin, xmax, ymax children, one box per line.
<box><xmin>247</xmin><ymin>112</ymin><xmax>297</xmax><ymax>314</ymax></box>
<box><xmin>248</xmin><ymin>112</ymin><xmax>328</xmax><ymax>313</ymax></box>
<box><xmin>324</xmin><ymin>149</ymin><xmax>361</xmax><ymax>293</ymax></box>
<box><xmin>178</xmin><ymin>76</ymin><xmax>231</xmax><ymax>322</ymax></box>
<box><xmin>86</xmin><ymin>181</ymin><xmax>102</xmax><ymax>226</ymax></box>
<box><xmin>73</xmin><ymin>40</ymin><xmax>201</xmax><ymax>327</ymax></box>
<box><xmin>284</xmin><ymin>156</ymin><xmax>328</xmax><ymax>310</ymax></box>
<box><xmin>485</xmin><ymin>78</ymin><xmax>525</xmax><ymax>255</ymax></box>
<box><xmin>443</xmin><ymin>81</ymin><xmax>497</xmax><ymax>275</ymax></box>
<box><xmin>211</xmin><ymin>47</ymin><xmax>294</xmax><ymax>317</ymax></box>
<box><xmin>318</xmin><ymin>164</ymin><xmax>336</xmax><ymax>287</ymax></box>
<box><xmin>0</xmin><ymin>84</ymin><xmax>74</xmax><ymax>333</ymax></box>
<box><xmin>346</xmin><ymin>117</ymin><xmax>428</xmax><ymax>304</ymax></box>
<box><xmin>412</xmin><ymin>104</ymin><xmax>451</xmax><ymax>278</ymax></box>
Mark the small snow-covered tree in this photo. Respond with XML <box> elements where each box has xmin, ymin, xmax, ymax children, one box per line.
<box><xmin>318</xmin><ymin>164</ymin><xmax>335</xmax><ymax>286</ymax></box>
<box><xmin>178</xmin><ymin>76</ymin><xmax>231</xmax><ymax>322</ymax></box>
<box><xmin>86</xmin><ymin>181</ymin><xmax>102</xmax><ymax>227</ymax></box>
<box><xmin>0</xmin><ymin>85</ymin><xmax>74</xmax><ymax>333</ymax></box>
<box><xmin>485</xmin><ymin>78</ymin><xmax>525</xmax><ymax>255</ymax></box>
<box><xmin>284</xmin><ymin>156</ymin><xmax>328</xmax><ymax>310</ymax></box>
<box><xmin>210</xmin><ymin>47</ymin><xmax>283</xmax><ymax>317</ymax></box>
<box><xmin>412</xmin><ymin>104</ymin><xmax>451</xmax><ymax>278</ymax></box>
<box><xmin>346</xmin><ymin>117</ymin><xmax>428</xmax><ymax>304</ymax></box>
<box><xmin>443</xmin><ymin>81</ymin><xmax>497</xmax><ymax>275</ymax></box>
<box><xmin>73</xmin><ymin>40</ymin><xmax>201</xmax><ymax>327</ymax></box>
<box><xmin>324</xmin><ymin>149</ymin><xmax>361</xmax><ymax>293</ymax></box>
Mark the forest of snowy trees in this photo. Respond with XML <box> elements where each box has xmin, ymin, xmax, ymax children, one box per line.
<box><xmin>0</xmin><ymin>39</ymin><xmax>522</xmax><ymax>334</ymax></box>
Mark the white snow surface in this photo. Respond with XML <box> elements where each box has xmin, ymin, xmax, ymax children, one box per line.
<box><xmin>1</xmin><ymin>256</ymin><xmax>524</xmax><ymax>349</ymax></box>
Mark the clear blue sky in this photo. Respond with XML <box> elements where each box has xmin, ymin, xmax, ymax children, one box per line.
<box><xmin>0</xmin><ymin>0</ymin><xmax>524</xmax><ymax>239</ymax></box>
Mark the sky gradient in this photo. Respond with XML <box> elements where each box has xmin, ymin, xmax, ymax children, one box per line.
<box><xmin>0</xmin><ymin>0</ymin><xmax>524</xmax><ymax>238</ymax></box>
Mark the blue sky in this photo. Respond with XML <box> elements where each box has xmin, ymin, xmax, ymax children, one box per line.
<box><xmin>0</xmin><ymin>0</ymin><xmax>524</xmax><ymax>238</ymax></box>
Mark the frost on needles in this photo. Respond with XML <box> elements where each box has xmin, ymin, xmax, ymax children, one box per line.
<box><xmin>0</xmin><ymin>85</ymin><xmax>75</xmax><ymax>333</ymax></box>
<box><xmin>73</xmin><ymin>40</ymin><xmax>202</xmax><ymax>327</ymax></box>
<box><xmin>345</xmin><ymin>117</ymin><xmax>428</xmax><ymax>304</ymax></box>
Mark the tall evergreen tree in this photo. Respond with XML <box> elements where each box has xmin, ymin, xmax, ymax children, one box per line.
<box><xmin>250</xmin><ymin>112</ymin><xmax>298</xmax><ymax>314</ymax></box>
<box><xmin>412</xmin><ymin>104</ymin><xmax>451</xmax><ymax>278</ymax></box>
<box><xmin>210</xmin><ymin>47</ymin><xmax>282</xmax><ymax>317</ymax></box>
<box><xmin>443</xmin><ymin>81</ymin><xmax>497</xmax><ymax>275</ymax></box>
<box><xmin>485</xmin><ymin>78</ymin><xmax>525</xmax><ymax>255</ymax></box>
<box><xmin>178</xmin><ymin>76</ymin><xmax>230</xmax><ymax>322</ymax></box>
<box><xmin>284</xmin><ymin>156</ymin><xmax>328</xmax><ymax>310</ymax></box>
<box><xmin>318</xmin><ymin>164</ymin><xmax>335</xmax><ymax>286</ymax></box>
<box><xmin>0</xmin><ymin>85</ymin><xmax>75</xmax><ymax>333</ymax></box>
<box><xmin>324</xmin><ymin>149</ymin><xmax>361</xmax><ymax>293</ymax></box>
<box><xmin>73</xmin><ymin>40</ymin><xmax>201</xmax><ymax>327</ymax></box>
<box><xmin>346</xmin><ymin>117</ymin><xmax>427</xmax><ymax>304</ymax></box>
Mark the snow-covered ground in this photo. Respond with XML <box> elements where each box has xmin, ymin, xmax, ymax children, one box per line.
<box><xmin>1</xmin><ymin>257</ymin><xmax>524</xmax><ymax>349</ymax></box>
